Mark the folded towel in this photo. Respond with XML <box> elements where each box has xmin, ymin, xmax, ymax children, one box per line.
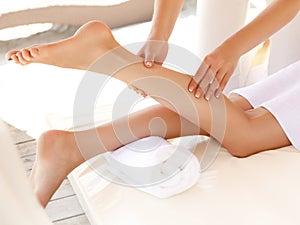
<box><xmin>101</xmin><ymin>136</ymin><xmax>201</xmax><ymax>198</ymax></box>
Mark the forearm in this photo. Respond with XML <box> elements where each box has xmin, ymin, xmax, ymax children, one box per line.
<box><xmin>222</xmin><ymin>0</ymin><xmax>300</xmax><ymax>57</ymax></box>
<box><xmin>148</xmin><ymin>0</ymin><xmax>184</xmax><ymax>41</ymax></box>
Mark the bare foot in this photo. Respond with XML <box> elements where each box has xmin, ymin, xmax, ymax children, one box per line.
<box><xmin>6</xmin><ymin>21</ymin><xmax>118</xmax><ymax>70</ymax></box>
<box><xmin>30</xmin><ymin>130</ymin><xmax>84</xmax><ymax>207</ymax></box>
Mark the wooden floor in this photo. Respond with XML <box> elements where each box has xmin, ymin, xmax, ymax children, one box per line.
<box><xmin>7</xmin><ymin>122</ymin><xmax>91</xmax><ymax>225</ymax></box>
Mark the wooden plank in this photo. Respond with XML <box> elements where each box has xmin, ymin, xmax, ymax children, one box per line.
<box><xmin>16</xmin><ymin>140</ymin><xmax>37</xmax><ymax>157</ymax></box>
<box><xmin>54</xmin><ymin>215</ymin><xmax>90</xmax><ymax>225</ymax></box>
<box><xmin>46</xmin><ymin>195</ymin><xmax>85</xmax><ymax>222</ymax></box>
<box><xmin>5</xmin><ymin>122</ymin><xmax>34</xmax><ymax>144</ymax></box>
<box><xmin>21</xmin><ymin>153</ymin><xmax>36</xmax><ymax>171</ymax></box>
<box><xmin>51</xmin><ymin>179</ymin><xmax>75</xmax><ymax>201</ymax></box>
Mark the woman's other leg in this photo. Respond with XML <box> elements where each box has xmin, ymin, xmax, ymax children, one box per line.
<box><xmin>32</xmin><ymin>86</ymin><xmax>289</xmax><ymax>207</ymax></box>
<box><xmin>31</xmin><ymin>103</ymin><xmax>207</xmax><ymax>207</ymax></box>
<box><xmin>8</xmin><ymin>20</ymin><xmax>288</xmax><ymax>155</ymax></box>
<box><xmin>7</xmin><ymin>20</ymin><xmax>290</xmax><ymax>154</ymax></box>
<box><xmin>85</xmin><ymin>26</ymin><xmax>289</xmax><ymax>155</ymax></box>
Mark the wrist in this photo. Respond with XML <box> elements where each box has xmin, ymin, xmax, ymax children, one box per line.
<box><xmin>148</xmin><ymin>31</ymin><xmax>169</xmax><ymax>42</ymax></box>
<box><xmin>220</xmin><ymin>39</ymin><xmax>243</xmax><ymax>58</ymax></box>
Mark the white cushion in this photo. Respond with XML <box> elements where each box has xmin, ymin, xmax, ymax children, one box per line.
<box><xmin>69</xmin><ymin>140</ymin><xmax>300</xmax><ymax>225</ymax></box>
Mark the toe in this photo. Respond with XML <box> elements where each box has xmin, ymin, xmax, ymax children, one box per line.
<box><xmin>11</xmin><ymin>54</ymin><xmax>20</xmax><ymax>64</ymax></box>
<box><xmin>5</xmin><ymin>50</ymin><xmax>19</xmax><ymax>61</ymax></box>
<box><xmin>29</xmin><ymin>47</ymin><xmax>40</xmax><ymax>58</ymax></box>
<box><xmin>16</xmin><ymin>52</ymin><xmax>29</xmax><ymax>65</ymax></box>
<box><xmin>21</xmin><ymin>49</ymin><xmax>33</xmax><ymax>61</ymax></box>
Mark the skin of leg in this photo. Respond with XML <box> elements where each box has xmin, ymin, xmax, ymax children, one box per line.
<box><xmin>9</xmin><ymin>21</ymin><xmax>287</xmax><ymax>153</ymax></box>
<box><xmin>42</xmin><ymin>93</ymin><xmax>252</xmax><ymax>174</ymax></box>
<box><xmin>31</xmin><ymin>103</ymin><xmax>206</xmax><ymax>207</ymax></box>
<box><xmin>91</xmin><ymin>35</ymin><xmax>290</xmax><ymax>155</ymax></box>
<box><xmin>32</xmin><ymin>91</ymin><xmax>289</xmax><ymax>207</ymax></box>
<box><xmin>33</xmin><ymin>95</ymin><xmax>236</xmax><ymax>207</ymax></box>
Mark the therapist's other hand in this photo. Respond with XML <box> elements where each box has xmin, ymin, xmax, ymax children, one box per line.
<box><xmin>138</xmin><ymin>40</ymin><xmax>168</xmax><ymax>68</ymax></box>
<box><xmin>188</xmin><ymin>45</ymin><xmax>239</xmax><ymax>100</ymax></box>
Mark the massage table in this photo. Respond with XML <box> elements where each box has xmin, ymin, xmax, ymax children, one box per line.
<box><xmin>69</xmin><ymin>140</ymin><xmax>300</xmax><ymax>225</ymax></box>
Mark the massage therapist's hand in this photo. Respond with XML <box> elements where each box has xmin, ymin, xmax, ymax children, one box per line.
<box><xmin>188</xmin><ymin>44</ymin><xmax>239</xmax><ymax>100</ymax></box>
<box><xmin>138</xmin><ymin>39</ymin><xmax>168</xmax><ymax>68</ymax></box>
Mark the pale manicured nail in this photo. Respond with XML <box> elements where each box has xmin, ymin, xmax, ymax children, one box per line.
<box><xmin>188</xmin><ymin>87</ymin><xmax>193</xmax><ymax>92</ymax></box>
<box><xmin>205</xmin><ymin>94</ymin><xmax>211</xmax><ymax>101</ymax></box>
<box><xmin>195</xmin><ymin>92</ymin><xmax>200</xmax><ymax>98</ymax></box>
<box><xmin>215</xmin><ymin>90</ymin><xmax>221</xmax><ymax>98</ymax></box>
<box><xmin>145</xmin><ymin>61</ymin><xmax>152</xmax><ymax>68</ymax></box>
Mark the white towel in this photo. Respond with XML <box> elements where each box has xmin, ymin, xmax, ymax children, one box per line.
<box><xmin>100</xmin><ymin>136</ymin><xmax>201</xmax><ymax>198</ymax></box>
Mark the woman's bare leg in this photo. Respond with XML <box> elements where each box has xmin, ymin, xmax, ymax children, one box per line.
<box><xmin>85</xmin><ymin>24</ymin><xmax>289</xmax><ymax>154</ymax></box>
<box><xmin>31</xmin><ymin>104</ymin><xmax>206</xmax><ymax>207</ymax></box>
<box><xmin>7</xmin><ymin>21</ymin><xmax>288</xmax><ymax>150</ymax></box>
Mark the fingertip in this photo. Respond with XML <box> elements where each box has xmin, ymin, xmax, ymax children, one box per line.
<box><xmin>205</xmin><ymin>93</ymin><xmax>211</xmax><ymax>101</ymax></box>
<box><xmin>215</xmin><ymin>89</ymin><xmax>222</xmax><ymax>98</ymax></box>
<box><xmin>144</xmin><ymin>61</ymin><xmax>153</xmax><ymax>68</ymax></box>
<box><xmin>188</xmin><ymin>80</ymin><xmax>196</xmax><ymax>93</ymax></box>
<box><xmin>195</xmin><ymin>89</ymin><xmax>202</xmax><ymax>99</ymax></box>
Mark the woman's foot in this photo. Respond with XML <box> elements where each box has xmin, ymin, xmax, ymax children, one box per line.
<box><xmin>6</xmin><ymin>21</ymin><xmax>118</xmax><ymax>70</ymax></box>
<box><xmin>30</xmin><ymin>130</ymin><xmax>84</xmax><ymax>207</ymax></box>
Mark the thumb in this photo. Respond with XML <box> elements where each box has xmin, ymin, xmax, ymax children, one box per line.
<box><xmin>144</xmin><ymin>53</ymin><xmax>155</xmax><ymax>68</ymax></box>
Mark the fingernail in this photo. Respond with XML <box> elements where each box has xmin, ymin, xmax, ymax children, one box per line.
<box><xmin>195</xmin><ymin>93</ymin><xmax>200</xmax><ymax>99</ymax></box>
<box><xmin>205</xmin><ymin>94</ymin><xmax>211</xmax><ymax>101</ymax></box>
<box><xmin>145</xmin><ymin>61</ymin><xmax>152</xmax><ymax>68</ymax></box>
<box><xmin>215</xmin><ymin>90</ymin><xmax>221</xmax><ymax>98</ymax></box>
<box><xmin>188</xmin><ymin>86</ymin><xmax>194</xmax><ymax>92</ymax></box>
